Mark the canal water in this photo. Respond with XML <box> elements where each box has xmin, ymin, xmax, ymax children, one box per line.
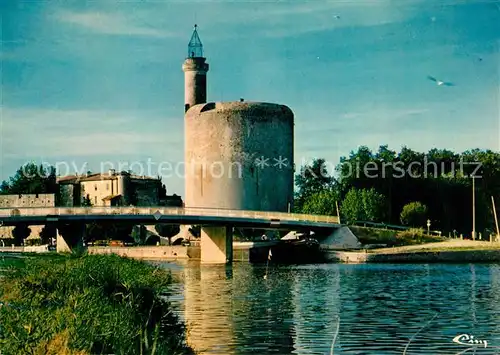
<box><xmin>161</xmin><ymin>262</ymin><xmax>500</xmax><ymax>355</ymax></box>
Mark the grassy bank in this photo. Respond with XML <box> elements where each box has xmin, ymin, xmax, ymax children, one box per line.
<box><xmin>349</xmin><ymin>226</ymin><xmax>445</xmax><ymax>247</ymax></box>
<box><xmin>0</xmin><ymin>253</ymin><xmax>193</xmax><ymax>355</ymax></box>
<box><xmin>367</xmin><ymin>239</ymin><xmax>500</xmax><ymax>254</ymax></box>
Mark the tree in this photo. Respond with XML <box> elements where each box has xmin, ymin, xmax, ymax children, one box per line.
<box><xmin>341</xmin><ymin>188</ymin><xmax>387</xmax><ymax>224</ymax></box>
<box><xmin>361</xmin><ymin>188</ymin><xmax>387</xmax><ymax>223</ymax></box>
<box><xmin>301</xmin><ymin>189</ymin><xmax>339</xmax><ymax>216</ymax></box>
<box><xmin>81</xmin><ymin>186</ymin><xmax>92</xmax><ymax>207</ymax></box>
<box><xmin>12</xmin><ymin>224</ymin><xmax>31</xmax><ymax>245</ymax></box>
<box><xmin>188</xmin><ymin>225</ymin><xmax>201</xmax><ymax>238</ymax></box>
<box><xmin>86</xmin><ymin>222</ymin><xmax>133</xmax><ymax>244</ymax></box>
<box><xmin>40</xmin><ymin>225</ymin><xmax>57</xmax><ymax>245</ymax></box>
<box><xmin>0</xmin><ymin>162</ymin><xmax>57</xmax><ymax>195</ymax></box>
<box><xmin>159</xmin><ymin>183</ymin><xmax>167</xmax><ymax>200</ymax></box>
<box><xmin>155</xmin><ymin>224</ymin><xmax>180</xmax><ymax>245</ymax></box>
<box><xmin>57</xmin><ymin>185</ymin><xmax>72</xmax><ymax>207</ymax></box>
<box><xmin>81</xmin><ymin>196</ymin><xmax>92</xmax><ymax>207</ymax></box>
<box><xmin>131</xmin><ymin>225</ymin><xmax>154</xmax><ymax>246</ymax></box>
<box><xmin>294</xmin><ymin>158</ymin><xmax>335</xmax><ymax>212</ymax></box>
<box><xmin>341</xmin><ymin>189</ymin><xmax>365</xmax><ymax>224</ymax></box>
<box><xmin>400</xmin><ymin>202</ymin><xmax>428</xmax><ymax>227</ymax></box>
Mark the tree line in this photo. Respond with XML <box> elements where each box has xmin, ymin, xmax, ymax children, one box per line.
<box><xmin>294</xmin><ymin>145</ymin><xmax>500</xmax><ymax>237</ymax></box>
<box><xmin>2</xmin><ymin>147</ymin><xmax>500</xmax><ymax>242</ymax></box>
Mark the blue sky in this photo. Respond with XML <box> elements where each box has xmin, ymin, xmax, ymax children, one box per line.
<box><xmin>1</xmin><ymin>0</ymin><xmax>499</xmax><ymax>195</ymax></box>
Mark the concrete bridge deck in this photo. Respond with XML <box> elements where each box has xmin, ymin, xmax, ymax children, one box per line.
<box><xmin>0</xmin><ymin>207</ymin><xmax>340</xmax><ymax>264</ymax></box>
<box><xmin>0</xmin><ymin>207</ymin><xmax>340</xmax><ymax>230</ymax></box>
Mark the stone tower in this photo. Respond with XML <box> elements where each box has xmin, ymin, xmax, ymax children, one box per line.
<box><xmin>182</xmin><ymin>24</ymin><xmax>209</xmax><ymax>113</ymax></box>
<box><xmin>182</xmin><ymin>26</ymin><xmax>294</xmax><ymax>264</ymax></box>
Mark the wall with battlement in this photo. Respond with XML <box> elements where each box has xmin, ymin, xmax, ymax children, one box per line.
<box><xmin>0</xmin><ymin>194</ymin><xmax>55</xmax><ymax>208</ymax></box>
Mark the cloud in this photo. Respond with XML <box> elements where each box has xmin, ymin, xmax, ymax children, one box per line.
<box><xmin>1</xmin><ymin>108</ymin><xmax>182</xmax><ymax>158</ymax></box>
<box><xmin>200</xmin><ymin>1</ymin><xmax>416</xmax><ymax>39</ymax></box>
<box><xmin>298</xmin><ymin>108</ymin><xmax>431</xmax><ymax>136</ymax></box>
<box><xmin>56</xmin><ymin>10</ymin><xmax>172</xmax><ymax>38</ymax></box>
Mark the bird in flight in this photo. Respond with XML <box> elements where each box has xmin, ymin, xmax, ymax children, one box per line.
<box><xmin>427</xmin><ymin>76</ymin><xmax>454</xmax><ymax>86</ymax></box>
<box><xmin>334</xmin><ymin>15</ymin><xmax>341</xmax><ymax>19</ymax></box>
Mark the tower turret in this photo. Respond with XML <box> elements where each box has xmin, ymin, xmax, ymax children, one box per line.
<box><xmin>182</xmin><ymin>24</ymin><xmax>209</xmax><ymax>113</ymax></box>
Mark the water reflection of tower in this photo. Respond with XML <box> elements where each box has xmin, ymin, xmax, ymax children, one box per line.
<box><xmin>183</xmin><ymin>265</ymin><xmax>234</xmax><ymax>354</ymax></box>
<box><xmin>183</xmin><ymin>264</ymin><xmax>296</xmax><ymax>354</ymax></box>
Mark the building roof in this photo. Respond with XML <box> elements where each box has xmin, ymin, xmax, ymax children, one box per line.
<box><xmin>102</xmin><ymin>194</ymin><xmax>122</xmax><ymax>201</ymax></box>
<box><xmin>57</xmin><ymin>171</ymin><xmax>160</xmax><ymax>184</ymax></box>
<box><xmin>188</xmin><ymin>24</ymin><xmax>204</xmax><ymax>58</ymax></box>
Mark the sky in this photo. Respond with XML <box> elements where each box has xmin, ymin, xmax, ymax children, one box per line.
<box><xmin>1</xmin><ymin>0</ymin><xmax>499</xmax><ymax>196</ymax></box>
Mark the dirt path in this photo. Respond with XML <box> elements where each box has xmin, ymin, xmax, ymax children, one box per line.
<box><xmin>370</xmin><ymin>239</ymin><xmax>500</xmax><ymax>254</ymax></box>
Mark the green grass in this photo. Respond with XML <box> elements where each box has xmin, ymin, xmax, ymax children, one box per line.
<box><xmin>369</xmin><ymin>245</ymin><xmax>500</xmax><ymax>254</ymax></box>
<box><xmin>349</xmin><ymin>226</ymin><xmax>445</xmax><ymax>247</ymax></box>
<box><xmin>0</xmin><ymin>253</ymin><xmax>193</xmax><ymax>355</ymax></box>
<box><xmin>0</xmin><ymin>256</ymin><xmax>25</xmax><ymax>269</ymax></box>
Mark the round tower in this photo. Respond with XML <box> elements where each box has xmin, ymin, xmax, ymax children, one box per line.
<box><xmin>185</xmin><ymin>102</ymin><xmax>294</xmax><ymax>212</ymax></box>
<box><xmin>182</xmin><ymin>24</ymin><xmax>209</xmax><ymax>113</ymax></box>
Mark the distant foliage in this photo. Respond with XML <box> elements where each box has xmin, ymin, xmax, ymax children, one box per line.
<box><xmin>294</xmin><ymin>145</ymin><xmax>500</xmax><ymax>236</ymax></box>
<box><xmin>341</xmin><ymin>189</ymin><xmax>364</xmax><ymax>224</ymax></box>
<box><xmin>400</xmin><ymin>202</ymin><xmax>428</xmax><ymax>227</ymax></box>
<box><xmin>341</xmin><ymin>188</ymin><xmax>387</xmax><ymax>224</ymax></box>
<box><xmin>188</xmin><ymin>225</ymin><xmax>201</xmax><ymax>238</ymax></box>
<box><xmin>294</xmin><ymin>158</ymin><xmax>335</xmax><ymax>212</ymax></box>
<box><xmin>86</xmin><ymin>222</ymin><xmax>133</xmax><ymax>244</ymax></box>
<box><xmin>155</xmin><ymin>224</ymin><xmax>180</xmax><ymax>245</ymax></box>
<box><xmin>12</xmin><ymin>224</ymin><xmax>31</xmax><ymax>245</ymax></box>
<box><xmin>0</xmin><ymin>162</ymin><xmax>57</xmax><ymax>195</ymax></box>
<box><xmin>301</xmin><ymin>189</ymin><xmax>339</xmax><ymax>216</ymax></box>
<box><xmin>80</xmin><ymin>186</ymin><xmax>92</xmax><ymax>207</ymax></box>
<box><xmin>40</xmin><ymin>225</ymin><xmax>57</xmax><ymax>245</ymax></box>
<box><xmin>396</xmin><ymin>228</ymin><xmax>443</xmax><ymax>245</ymax></box>
<box><xmin>131</xmin><ymin>225</ymin><xmax>157</xmax><ymax>246</ymax></box>
<box><xmin>361</xmin><ymin>188</ymin><xmax>387</xmax><ymax>222</ymax></box>
<box><xmin>57</xmin><ymin>185</ymin><xmax>73</xmax><ymax>207</ymax></box>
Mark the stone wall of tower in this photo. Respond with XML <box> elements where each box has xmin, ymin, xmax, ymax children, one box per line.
<box><xmin>183</xmin><ymin>57</ymin><xmax>209</xmax><ymax>112</ymax></box>
<box><xmin>184</xmin><ymin>101</ymin><xmax>294</xmax><ymax>212</ymax></box>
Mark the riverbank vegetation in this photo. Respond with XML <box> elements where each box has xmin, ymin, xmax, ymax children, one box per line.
<box><xmin>350</xmin><ymin>226</ymin><xmax>445</xmax><ymax>247</ymax></box>
<box><xmin>0</xmin><ymin>253</ymin><xmax>192</xmax><ymax>355</ymax></box>
<box><xmin>295</xmin><ymin>146</ymin><xmax>500</xmax><ymax>239</ymax></box>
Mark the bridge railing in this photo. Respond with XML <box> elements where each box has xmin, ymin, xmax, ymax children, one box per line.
<box><xmin>0</xmin><ymin>207</ymin><xmax>339</xmax><ymax>224</ymax></box>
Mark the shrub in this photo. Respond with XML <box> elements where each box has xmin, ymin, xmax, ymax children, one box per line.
<box><xmin>395</xmin><ymin>228</ymin><xmax>444</xmax><ymax>246</ymax></box>
<box><xmin>0</xmin><ymin>254</ymin><xmax>192</xmax><ymax>355</ymax></box>
<box><xmin>349</xmin><ymin>226</ymin><xmax>444</xmax><ymax>247</ymax></box>
<box><xmin>400</xmin><ymin>201</ymin><xmax>428</xmax><ymax>227</ymax></box>
<box><xmin>349</xmin><ymin>226</ymin><xmax>398</xmax><ymax>246</ymax></box>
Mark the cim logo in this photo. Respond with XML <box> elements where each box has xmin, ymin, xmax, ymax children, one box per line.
<box><xmin>453</xmin><ymin>334</ymin><xmax>488</xmax><ymax>348</ymax></box>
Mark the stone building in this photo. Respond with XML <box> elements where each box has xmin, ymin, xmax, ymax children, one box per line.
<box><xmin>57</xmin><ymin>170</ymin><xmax>163</xmax><ymax>207</ymax></box>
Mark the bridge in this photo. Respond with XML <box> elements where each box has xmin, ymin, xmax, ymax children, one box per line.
<box><xmin>0</xmin><ymin>207</ymin><xmax>340</xmax><ymax>264</ymax></box>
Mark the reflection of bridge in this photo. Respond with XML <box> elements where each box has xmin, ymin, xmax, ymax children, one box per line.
<box><xmin>0</xmin><ymin>207</ymin><xmax>340</xmax><ymax>263</ymax></box>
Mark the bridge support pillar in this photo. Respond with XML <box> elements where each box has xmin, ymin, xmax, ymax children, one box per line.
<box><xmin>200</xmin><ymin>226</ymin><xmax>233</xmax><ymax>264</ymax></box>
<box><xmin>56</xmin><ymin>223</ymin><xmax>87</xmax><ymax>253</ymax></box>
